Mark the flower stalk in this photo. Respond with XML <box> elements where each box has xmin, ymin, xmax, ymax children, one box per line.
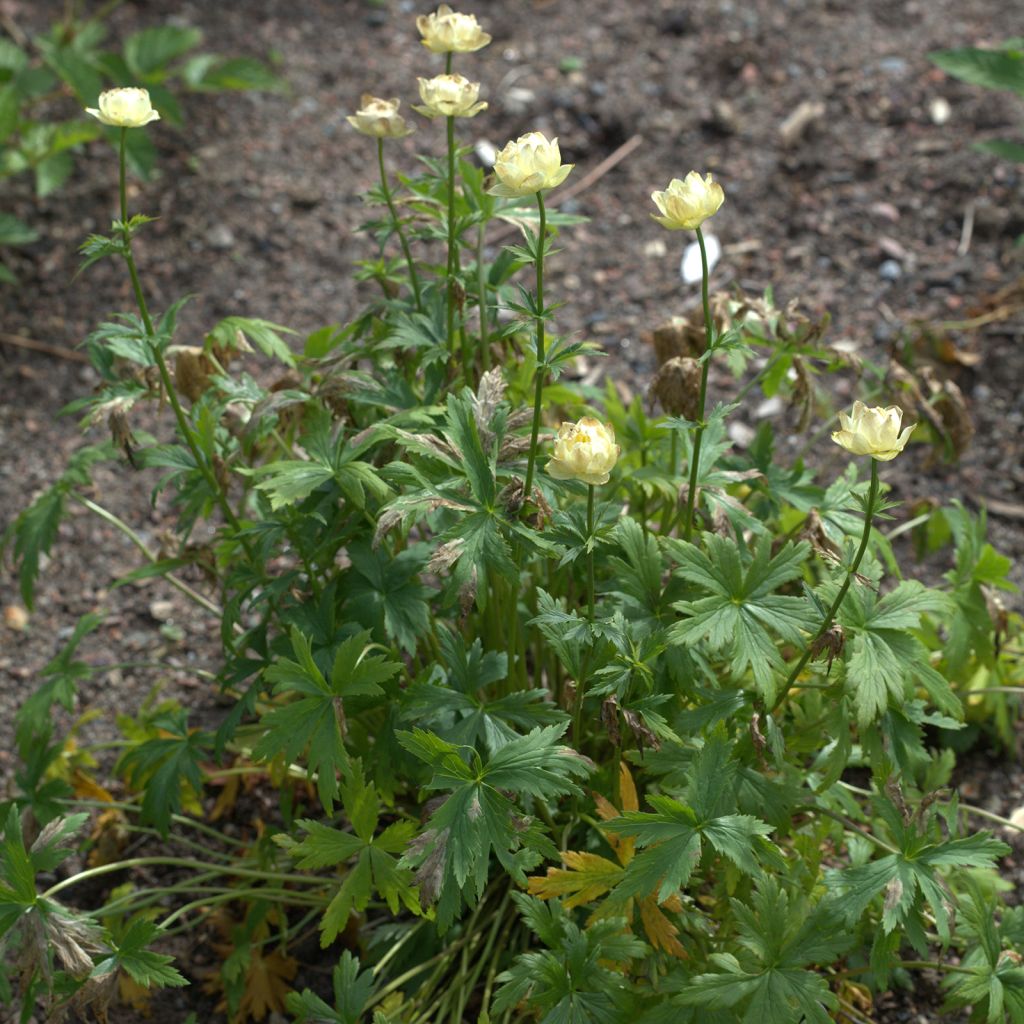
<box><xmin>681</xmin><ymin>225</ymin><xmax>713</xmax><ymax>542</ymax></box>
<box><xmin>118</xmin><ymin>130</ymin><xmax>242</xmax><ymax>536</ymax></box>
<box><xmin>573</xmin><ymin>483</ymin><xmax>596</xmax><ymax>749</ymax></box>
<box><xmin>771</xmin><ymin>458</ymin><xmax>880</xmax><ymax>713</ymax></box>
<box><xmin>521</xmin><ymin>191</ymin><xmax>547</xmax><ymax>504</ymax></box>
<box><xmin>376</xmin><ymin>137</ymin><xmax>422</xmax><ymax>311</ymax></box>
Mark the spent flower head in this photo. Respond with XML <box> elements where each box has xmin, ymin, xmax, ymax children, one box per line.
<box><xmin>417</xmin><ymin>4</ymin><xmax>491</xmax><ymax>53</ymax></box>
<box><xmin>413</xmin><ymin>74</ymin><xmax>487</xmax><ymax>118</ymax></box>
<box><xmin>346</xmin><ymin>94</ymin><xmax>415</xmax><ymax>138</ymax></box>
<box><xmin>489</xmin><ymin>132</ymin><xmax>573</xmax><ymax>197</ymax></box>
<box><xmin>651</xmin><ymin>171</ymin><xmax>724</xmax><ymax>231</ymax></box>
<box><xmin>547</xmin><ymin>417</ymin><xmax>621</xmax><ymax>486</ymax></box>
<box><xmin>831</xmin><ymin>401</ymin><xmax>915</xmax><ymax>461</ymax></box>
<box><xmin>85</xmin><ymin>87</ymin><xmax>160</xmax><ymax>128</ymax></box>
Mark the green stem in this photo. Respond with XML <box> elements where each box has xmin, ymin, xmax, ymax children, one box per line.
<box><xmin>586</xmin><ymin>484</ymin><xmax>596</xmax><ymax>623</ymax></box>
<box><xmin>573</xmin><ymin>484</ymin><xmax>596</xmax><ymax>750</ymax></box>
<box><xmin>159</xmin><ymin>886</ymin><xmax>323</xmax><ymax>930</ymax></box>
<box><xmin>521</xmin><ymin>191</ymin><xmax>547</xmax><ymax>505</ymax></box>
<box><xmin>770</xmin><ymin>459</ymin><xmax>880</xmax><ymax>714</ymax></box>
<box><xmin>377</xmin><ymin>137</ymin><xmax>422</xmax><ymax>311</ymax></box>
<box><xmin>71</xmin><ymin>493</ymin><xmax>224</xmax><ymax>619</ymax></box>
<box><xmin>41</xmin><ymin>855</ymin><xmax>325</xmax><ymax>901</ymax></box>
<box><xmin>446</xmin><ymin>114</ymin><xmax>459</xmax><ymax>362</ymax></box>
<box><xmin>117</xmin><ymin>128</ymin><xmax>246</xmax><ymax>542</ymax></box>
<box><xmin>477</xmin><ymin>220</ymin><xmax>491</xmax><ymax>371</ymax></box>
<box><xmin>681</xmin><ymin>225</ymin><xmax>713</xmax><ymax>542</ymax></box>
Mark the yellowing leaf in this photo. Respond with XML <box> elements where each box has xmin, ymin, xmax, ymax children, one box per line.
<box><xmin>639</xmin><ymin>895</ymin><xmax>687</xmax><ymax>959</ymax></box>
<box><xmin>73</xmin><ymin>768</ymin><xmax>115</xmax><ymax>803</ymax></box>
<box><xmin>593</xmin><ymin>762</ymin><xmax>638</xmax><ymax>863</ymax></box>
<box><xmin>527</xmin><ymin>851</ymin><xmax>624</xmax><ymax>908</ymax></box>
<box><xmin>529</xmin><ymin>763</ymin><xmax>687</xmax><ymax>958</ymax></box>
<box><xmin>207</xmin><ymin>770</ymin><xmax>240</xmax><ymax>823</ymax></box>
<box><xmin>237</xmin><ymin>948</ymin><xmax>297</xmax><ymax>1021</ymax></box>
<box><xmin>119</xmin><ymin>971</ymin><xmax>153</xmax><ymax>1014</ymax></box>
<box><xmin>88</xmin><ymin>808</ymin><xmax>130</xmax><ymax>867</ymax></box>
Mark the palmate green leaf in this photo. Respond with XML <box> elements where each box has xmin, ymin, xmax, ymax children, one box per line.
<box><xmin>401</xmin><ymin>627</ymin><xmax>563</xmax><ymax>753</ymax></box>
<box><xmin>276</xmin><ymin>762</ymin><xmax>420</xmax><ymax>945</ymax></box>
<box><xmin>123</xmin><ymin>25</ymin><xmax>202</xmax><ymax>77</ymax></box>
<box><xmin>0</xmin><ymin>212</ymin><xmax>37</xmax><ymax>247</ymax></box>
<box><xmin>674</xmin><ymin>879</ymin><xmax>851</xmax><ymax>1024</ymax></box>
<box><xmin>976</xmin><ymin>138</ymin><xmax>1024</xmax><ymax>162</ymax></box>
<box><xmin>668</xmin><ymin>534</ymin><xmax>813</xmax><ymax>700</ymax></box>
<box><xmin>495</xmin><ymin>895</ymin><xmax>648</xmax><ymax>1024</ymax></box>
<box><xmin>943</xmin><ymin>891</ymin><xmax>1024</xmax><ymax>1024</ymax></box>
<box><xmin>398</xmin><ymin>727</ymin><xmax>591</xmax><ymax>922</ymax></box>
<box><xmin>342</xmin><ymin>541</ymin><xmax>430</xmax><ymax>655</ymax></box>
<box><xmin>838</xmin><ymin>579</ymin><xmax>960</xmax><ymax>727</ymax></box>
<box><xmin>826</xmin><ymin>796</ymin><xmax>1009</xmax><ymax>943</ymax></box>
<box><xmin>92</xmin><ymin>919</ymin><xmax>187</xmax><ymax>990</ymax></box>
<box><xmin>117</xmin><ymin>710</ymin><xmax>212</xmax><ymax>837</ymax></box>
<box><xmin>929</xmin><ymin>45</ymin><xmax>1024</xmax><ymax>97</ymax></box>
<box><xmin>605</xmin><ymin>736</ymin><xmax>777</xmax><ymax>901</ymax></box>
<box><xmin>1</xmin><ymin>442</ymin><xmax>114</xmax><ymax>609</ymax></box>
<box><xmin>252</xmin><ymin>405</ymin><xmax>389</xmax><ymax>511</ymax></box>
<box><xmin>253</xmin><ymin>629</ymin><xmax>401</xmax><ymax>813</ymax></box>
<box><xmin>287</xmin><ymin>950</ymin><xmax>375</xmax><ymax>1024</ymax></box>
<box><xmin>15</xmin><ymin>612</ymin><xmax>102</xmax><ymax>751</ymax></box>
<box><xmin>605</xmin><ymin>517</ymin><xmax>667</xmax><ymax>620</ymax></box>
<box><xmin>207</xmin><ymin>315</ymin><xmax>296</xmax><ymax>366</ymax></box>
<box><xmin>0</xmin><ymin>808</ymin><xmax>38</xmax><ymax>934</ymax></box>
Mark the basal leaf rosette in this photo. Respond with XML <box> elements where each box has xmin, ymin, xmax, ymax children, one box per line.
<box><xmin>651</xmin><ymin>171</ymin><xmax>724</xmax><ymax>231</ymax></box>
<box><xmin>831</xmin><ymin>401</ymin><xmax>915</xmax><ymax>461</ymax></box>
<box><xmin>416</xmin><ymin>4</ymin><xmax>491</xmax><ymax>53</ymax></box>
<box><xmin>346</xmin><ymin>94</ymin><xmax>415</xmax><ymax>138</ymax></box>
<box><xmin>546</xmin><ymin>417</ymin><xmax>620</xmax><ymax>486</ymax></box>
<box><xmin>85</xmin><ymin>88</ymin><xmax>160</xmax><ymax>128</ymax></box>
<box><xmin>489</xmin><ymin>132</ymin><xmax>573</xmax><ymax>198</ymax></box>
<box><xmin>413</xmin><ymin>74</ymin><xmax>487</xmax><ymax>118</ymax></box>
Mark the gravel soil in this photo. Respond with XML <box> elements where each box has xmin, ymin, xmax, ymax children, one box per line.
<box><xmin>1</xmin><ymin>0</ymin><xmax>1023</xmax><ymax>1020</ymax></box>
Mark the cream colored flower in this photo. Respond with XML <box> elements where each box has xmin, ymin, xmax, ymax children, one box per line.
<box><xmin>489</xmin><ymin>132</ymin><xmax>573</xmax><ymax>197</ymax></box>
<box><xmin>547</xmin><ymin>417</ymin><xmax>621</xmax><ymax>486</ymax></box>
<box><xmin>346</xmin><ymin>94</ymin><xmax>415</xmax><ymax>138</ymax></box>
<box><xmin>831</xmin><ymin>401</ymin><xmax>915</xmax><ymax>461</ymax></box>
<box><xmin>416</xmin><ymin>4</ymin><xmax>491</xmax><ymax>53</ymax></box>
<box><xmin>651</xmin><ymin>171</ymin><xmax>724</xmax><ymax>231</ymax></box>
<box><xmin>413</xmin><ymin>74</ymin><xmax>487</xmax><ymax>118</ymax></box>
<box><xmin>85</xmin><ymin>87</ymin><xmax>160</xmax><ymax>128</ymax></box>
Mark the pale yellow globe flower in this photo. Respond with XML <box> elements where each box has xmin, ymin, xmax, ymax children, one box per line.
<box><xmin>416</xmin><ymin>4</ymin><xmax>491</xmax><ymax>53</ymax></box>
<box><xmin>346</xmin><ymin>94</ymin><xmax>415</xmax><ymax>138</ymax></box>
<box><xmin>413</xmin><ymin>74</ymin><xmax>487</xmax><ymax>119</ymax></box>
<box><xmin>831</xmin><ymin>401</ymin><xmax>915</xmax><ymax>461</ymax></box>
<box><xmin>85</xmin><ymin>87</ymin><xmax>160</xmax><ymax>128</ymax></box>
<box><xmin>651</xmin><ymin>171</ymin><xmax>724</xmax><ymax>231</ymax></box>
<box><xmin>489</xmin><ymin>132</ymin><xmax>574</xmax><ymax>198</ymax></box>
<box><xmin>546</xmin><ymin>417</ymin><xmax>621</xmax><ymax>486</ymax></box>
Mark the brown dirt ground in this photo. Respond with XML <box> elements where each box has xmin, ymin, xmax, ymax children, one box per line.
<box><xmin>2</xmin><ymin>0</ymin><xmax>1024</xmax><ymax>1020</ymax></box>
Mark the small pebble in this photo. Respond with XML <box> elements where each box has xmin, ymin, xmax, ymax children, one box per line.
<box><xmin>879</xmin><ymin>259</ymin><xmax>903</xmax><ymax>281</ymax></box>
<box><xmin>3</xmin><ymin>605</ymin><xmax>29</xmax><ymax>631</ymax></box>
<box><xmin>149</xmin><ymin>599</ymin><xmax>176</xmax><ymax>622</ymax></box>
<box><xmin>206</xmin><ymin>224</ymin><xmax>236</xmax><ymax>250</ymax></box>
<box><xmin>681</xmin><ymin>233</ymin><xmax>721</xmax><ymax>283</ymax></box>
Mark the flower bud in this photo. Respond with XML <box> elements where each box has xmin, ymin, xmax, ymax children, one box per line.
<box><xmin>413</xmin><ymin>74</ymin><xmax>487</xmax><ymax>119</ymax></box>
<box><xmin>830</xmin><ymin>401</ymin><xmax>915</xmax><ymax>461</ymax></box>
<box><xmin>488</xmin><ymin>132</ymin><xmax>573</xmax><ymax>197</ymax></box>
<box><xmin>651</xmin><ymin>171</ymin><xmax>724</xmax><ymax>231</ymax></box>
<box><xmin>546</xmin><ymin>417</ymin><xmax>620</xmax><ymax>486</ymax></box>
<box><xmin>346</xmin><ymin>94</ymin><xmax>415</xmax><ymax>138</ymax></box>
<box><xmin>85</xmin><ymin>87</ymin><xmax>160</xmax><ymax>128</ymax></box>
<box><xmin>416</xmin><ymin>4</ymin><xmax>491</xmax><ymax>53</ymax></box>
